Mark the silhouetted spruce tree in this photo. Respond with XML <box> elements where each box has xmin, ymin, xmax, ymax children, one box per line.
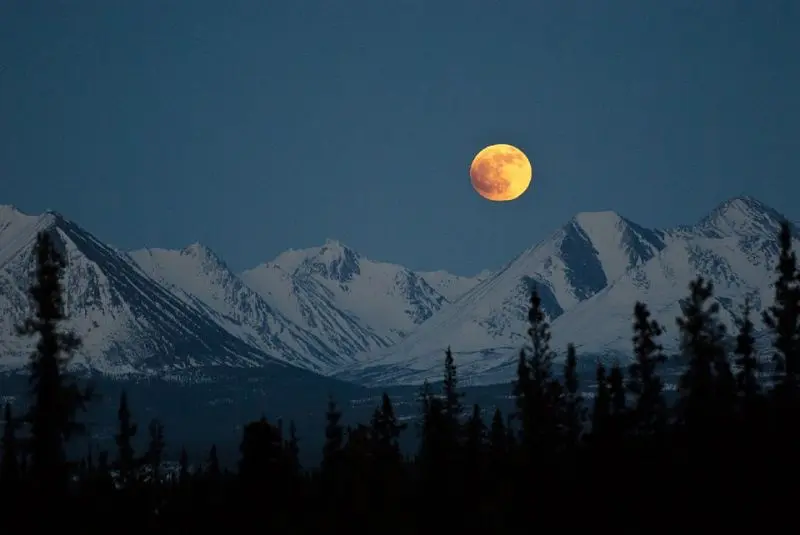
<box><xmin>607</xmin><ymin>362</ymin><xmax>628</xmax><ymax>439</ymax></box>
<box><xmin>561</xmin><ymin>344</ymin><xmax>585</xmax><ymax>450</ymax></box>
<box><xmin>285</xmin><ymin>421</ymin><xmax>301</xmax><ymax>477</ymax></box>
<box><xmin>439</xmin><ymin>347</ymin><xmax>464</xmax><ymax>479</ymax></box>
<box><xmin>591</xmin><ymin>361</ymin><xmax>611</xmax><ymax>441</ymax></box>
<box><xmin>512</xmin><ymin>348</ymin><xmax>531</xmax><ymax>442</ymax></box>
<box><xmin>145</xmin><ymin>418</ymin><xmax>165</xmax><ymax>483</ymax></box>
<box><xmin>115</xmin><ymin>390</ymin><xmax>137</xmax><ymax>487</ymax></box>
<box><xmin>342</xmin><ymin>424</ymin><xmax>372</xmax><ymax>523</ymax></box>
<box><xmin>462</xmin><ymin>404</ymin><xmax>487</xmax><ymax>526</ymax></box>
<box><xmin>762</xmin><ymin>221</ymin><xmax>800</xmax><ymax>395</ymax></box>
<box><xmin>16</xmin><ymin>231</ymin><xmax>93</xmax><ymax>499</ymax></box>
<box><xmin>1</xmin><ymin>403</ymin><xmax>21</xmax><ymax>491</ymax></box>
<box><xmin>179</xmin><ymin>447</ymin><xmax>189</xmax><ymax>485</ymax></box>
<box><xmin>731</xmin><ymin>298</ymin><xmax>767</xmax><ymax>495</ymax></box>
<box><xmin>415</xmin><ymin>381</ymin><xmax>448</xmax><ymax>529</ymax></box>
<box><xmin>321</xmin><ymin>395</ymin><xmax>344</xmax><ymax>477</ymax></box>
<box><xmin>488</xmin><ymin>408</ymin><xmax>508</xmax><ymax>468</ymax></box>
<box><xmin>370</xmin><ymin>393</ymin><xmax>406</xmax><ymax>468</ymax></box>
<box><xmin>516</xmin><ymin>288</ymin><xmax>559</xmax><ymax>454</ymax></box>
<box><xmin>760</xmin><ymin>222</ymin><xmax>800</xmax><ymax>489</ymax></box>
<box><xmin>734</xmin><ymin>299</ymin><xmax>761</xmax><ymax>405</ymax></box>
<box><xmin>627</xmin><ymin>302</ymin><xmax>667</xmax><ymax>436</ymax></box>
<box><xmin>443</xmin><ymin>347</ymin><xmax>464</xmax><ymax>422</ymax></box>
<box><xmin>206</xmin><ymin>444</ymin><xmax>220</xmax><ymax>480</ymax></box>
<box><xmin>464</xmin><ymin>404</ymin><xmax>486</xmax><ymax>461</ymax></box>
<box><xmin>676</xmin><ymin>278</ymin><xmax>729</xmax><ymax>437</ymax></box>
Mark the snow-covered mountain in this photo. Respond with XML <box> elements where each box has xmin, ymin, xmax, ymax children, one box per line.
<box><xmin>1</xmin><ymin>196</ymin><xmax>794</xmax><ymax>388</ymax></box>
<box><xmin>415</xmin><ymin>269</ymin><xmax>490</xmax><ymax>302</ymax></box>
<box><xmin>337</xmin><ymin>196</ymin><xmax>796</xmax><ymax>386</ymax></box>
<box><xmin>128</xmin><ymin>244</ymin><xmax>347</xmax><ymax>372</ymax></box>
<box><xmin>0</xmin><ymin>207</ymin><xmax>284</xmax><ymax>375</ymax></box>
<box><xmin>242</xmin><ymin>239</ymin><xmax>448</xmax><ymax>346</ymax></box>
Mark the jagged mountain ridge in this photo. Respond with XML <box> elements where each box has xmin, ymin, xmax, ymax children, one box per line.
<box><xmin>0</xmin><ymin>196</ymin><xmax>793</xmax><ymax>387</ymax></box>
<box><xmin>0</xmin><ymin>206</ymin><xmax>477</xmax><ymax>376</ymax></box>
<box><xmin>247</xmin><ymin>239</ymin><xmax>449</xmax><ymax>340</ymax></box>
<box><xmin>337</xmin><ymin>196</ymin><xmax>797</xmax><ymax>386</ymax></box>
<box><xmin>128</xmin><ymin>244</ymin><xmax>347</xmax><ymax>372</ymax></box>
<box><xmin>0</xmin><ymin>210</ymin><xmax>284</xmax><ymax>374</ymax></box>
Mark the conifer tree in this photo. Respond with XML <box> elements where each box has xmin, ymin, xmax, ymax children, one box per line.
<box><xmin>676</xmin><ymin>277</ymin><xmax>729</xmax><ymax>435</ymax></box>
<box><xmin>561</xmin><ymin>344</ymin><xmax>585</xmax><ymax>449</ymax></box>
<box><xmin>463</xmin><ymin>404</ymin><xmax>487</xmax><ymax>520</ymax></box>
<box><xmin>443</xmin><ymin>347</ymin><xmax>464</xmax><ymax>422</ymax></box>
<box><xmin>145</xmin><ymin>418</ymin><xmax>165</xmax><ymax>483</ymax></box>
<box><xmin>627</xmin><ymin>302</ymin><xmax>667</xmax><ymax>435</ymax></box>
<box><xmin>417</xmin><ymin>381</ymin><xmax>446</xmax><ymax>475</ymax></box>
<box><xmin>517</xmin><ymin>288</ymin><xmax>559</xmax><ymax>452</ymax></box>
<box><xmin>762</xmin><ymin>221</ymin><xmax>800</xmax><ymax>393</ymax></box>
<box><xmin>285</xmin><ymin>422</ymin><xmax>301</xmax><ymax>476</ymax></box>
<box><xmin>464</xmin><ymin>404</ymin><xmax>486</xmax><ymax>460</ymax></box>
<box><xmin>115</xmin><ymin>390</ymin><xmax>137</xmax><ymax>487</ymax></box>
<box><xmin>370</xmin><ymin>393</ymin><xmax>406</xmax><ymax>466</ymax></box>
<box><xmin>607</xmin><ymin>363</ymin><xmax>628</xmax><ymax>438</ymax></box>
<box><xmin>321</xmin><ymin>396</ymin><xmax>344</xmax><ymax>476</ymax></box>
<box><xmin>732</xmin><ymin>298</ymin><xmax>766</xmax><ymax>481</ymax></box>
<box><xmin>207</xmin><ymin>444</ymin><xmax>220</xmax><ymax>480</ymax></box>
<box><xmin>489</xmin><ymin>408</ymin><xmax>507</xmax><ymax>460</ymax></box>
<box><xmin>0</xmin><ymin>403</ymin><xmax>21</xmax><ymax>490</ymax></box>
<box><xmin>16</xmin><ymin>231</ymin><xmax>93</xmax><ymax>497</ymax></box>
<box><xmin>734</xmin><ymin>299</ymin><xmax>761</xmax><ymax>403</ymax></box>
<box><xmin>84</xmin><ymin>442</ymin><xmax>94</xmax><ymax>477</ymax></box>
<box><xmin>512</xmin><ymin>348</ymin><xmax>531</xmax><ymax>442</ymax></box>
<box><xmin>440</xmin><ymin>348</ymin><xmax>464</xmax><ymax>458</ymax></box>
<box><xmin>591</xmin><ymin>361</ymin><xmax>610</xmax><ymax>439</ymax></box>
<box><xmin>179</xmin><ymin>447</ymin><xmax>189</xmax><ymax>485</ymax></box>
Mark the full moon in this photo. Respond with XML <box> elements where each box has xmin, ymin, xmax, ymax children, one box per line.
<box><xmin>469</xmin><ymin>144</ymin><xmax>532</xmax><ymax>202</ymax></box>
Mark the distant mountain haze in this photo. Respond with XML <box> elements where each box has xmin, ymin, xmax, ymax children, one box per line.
<box><xmin>0</xmin><ymin>196</ymin><xmax>794</xmax><ymax>387</ymax></box>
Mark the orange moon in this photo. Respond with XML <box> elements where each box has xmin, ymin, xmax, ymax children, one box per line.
<box><xmin>469</xmin><ymin>144</ymin><xmax>533</xmax><ymax>202</ymax></box>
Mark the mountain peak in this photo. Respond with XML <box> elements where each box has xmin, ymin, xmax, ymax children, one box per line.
<box><xmin>571</xmin><ymin>210</ymin><xmax>625</xmax><ymax>231</ymax></box>
<box><xmin>305</xmin><ymin>240</ymin><xmax>361</xmax><ymax>282</ymax></box>
<box><xmin>178</xmin><ymin>242</ymin><xmax>229</xmax><ymax>272</ymax></box>
<box><xmin>182</xmin><ymin>241</ymin><xmax>209</xmax><ymax>255</ymax></box>
<box><xmin>696</xmin><ymin>195</ymin><xmax>787</xmax><ymax>238</ymax></box>
<box><xmin>0</xmin><ymin>204</ymin><xmax>23</xmax><ymax>218</ymax></box>
<box><xmin>270</xmin><ymin>239</ymin><xmax>362</xmax><ymax>281</ymax></box>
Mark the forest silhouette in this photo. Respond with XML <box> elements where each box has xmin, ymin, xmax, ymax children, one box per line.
<box><xmin>1</xmin><ymin>223</ymin><xmax>799</xmax><ymax>533</ymax></box>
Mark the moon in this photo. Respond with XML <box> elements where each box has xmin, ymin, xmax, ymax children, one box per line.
<box><xmin>469</xmin><ymin>144</ymin><xmax>533</xmax><ymax>202</ymax></box>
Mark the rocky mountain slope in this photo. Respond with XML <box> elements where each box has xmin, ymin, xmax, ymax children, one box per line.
<box><xmin>337</xmin><ymin>197</ymin><xmax>797</xmax><ymax>386</ymax></box>
<box><xmin>0</xmin><ymin>196</ymin><xmax>794</xmax><ymax>387</ymax></box>
<box><xmin>237</xmin><ymin>239</ymin><xmax>472</xmax><ymax>367</ymax></box>
<box><xmin>0</xmin><ymin>209</ymin><xmax>281</xmax><ymax>375</ymax></box>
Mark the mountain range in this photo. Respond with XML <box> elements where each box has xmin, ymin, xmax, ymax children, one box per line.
<box><xmin>0</xmin><ymin>196</ymin><xmax>795</xmax><ymax>387</ymax></box>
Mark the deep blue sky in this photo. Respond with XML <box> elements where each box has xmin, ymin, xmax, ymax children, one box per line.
<box><xmin>2</xmin><ymin>1</ymin><xmax>798</xmax><ymax>275</ymax></box>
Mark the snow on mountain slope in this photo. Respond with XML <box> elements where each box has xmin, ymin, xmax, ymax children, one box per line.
<box><xmin>2</xmin><ymin>196</ymin><xmax>793</xmax><ymax>388</ymax></box>
<box><xmin>248</xmin><ymin>239</ymin><xmax>447</xmax><ymax>342</ymax></box>
<box><xmin>548</xmin><ymin>196</ymin><xmax>794</xmax><ymax>356</ymax></box>
<box><xmin>0</xmin><ymin>208</ymin><xmax>284</xmax><ymax>375</ymax></box>
<box><xmin>338</xmin><ymin>209</ymin><xmax>667</xmax><ymax>379</ymax></box>
<box><xmin>416</xmin><ymin>269</ymin><xmax>489</xmax><ymax>302</ymax></box>
<box><xmin>0</xmin><ymin>205</ymin><xmax>52</xmax><ymax>268</ymax></box>
<box><xmin>128</xmin><ymin>245</ymin><xmax>346</xmax><ymax>372</ymax></box>
<box><xmin>339</xmin><ymin>197</ymin><xmax>792</xmax><ymax>387</ymax></box>
<box><xmin>240</xmin><ymin>261</ymin><xmax>392</xmax><ymax>359</ymax></box>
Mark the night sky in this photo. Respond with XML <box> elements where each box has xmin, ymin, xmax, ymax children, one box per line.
<box><xmin>2</xmin><ymin>1</ymin><xmax>798</xmax><ymax>275</ymax></box>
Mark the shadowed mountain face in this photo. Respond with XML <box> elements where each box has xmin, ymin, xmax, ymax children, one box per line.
<box><xmin>0</xmin><ymin>196</ymin><xmax>794</xmax><ymax>387</ymax></box>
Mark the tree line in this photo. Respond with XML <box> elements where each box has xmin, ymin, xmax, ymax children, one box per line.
<box><xmin>1</xmin><ymin>224</ymin><xmax>799</xmax><ymax>533</ymax></box>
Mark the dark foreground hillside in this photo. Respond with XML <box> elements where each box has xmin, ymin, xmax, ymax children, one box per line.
<box><xmin>0</xmin><ymin>368</ymin><xmax>524</xmax><ymax>468</ymax></box>
<box><xmin>2</xmin><ymin>224</ymin><xmax>800</xmax><ymax>533</ymax></box>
